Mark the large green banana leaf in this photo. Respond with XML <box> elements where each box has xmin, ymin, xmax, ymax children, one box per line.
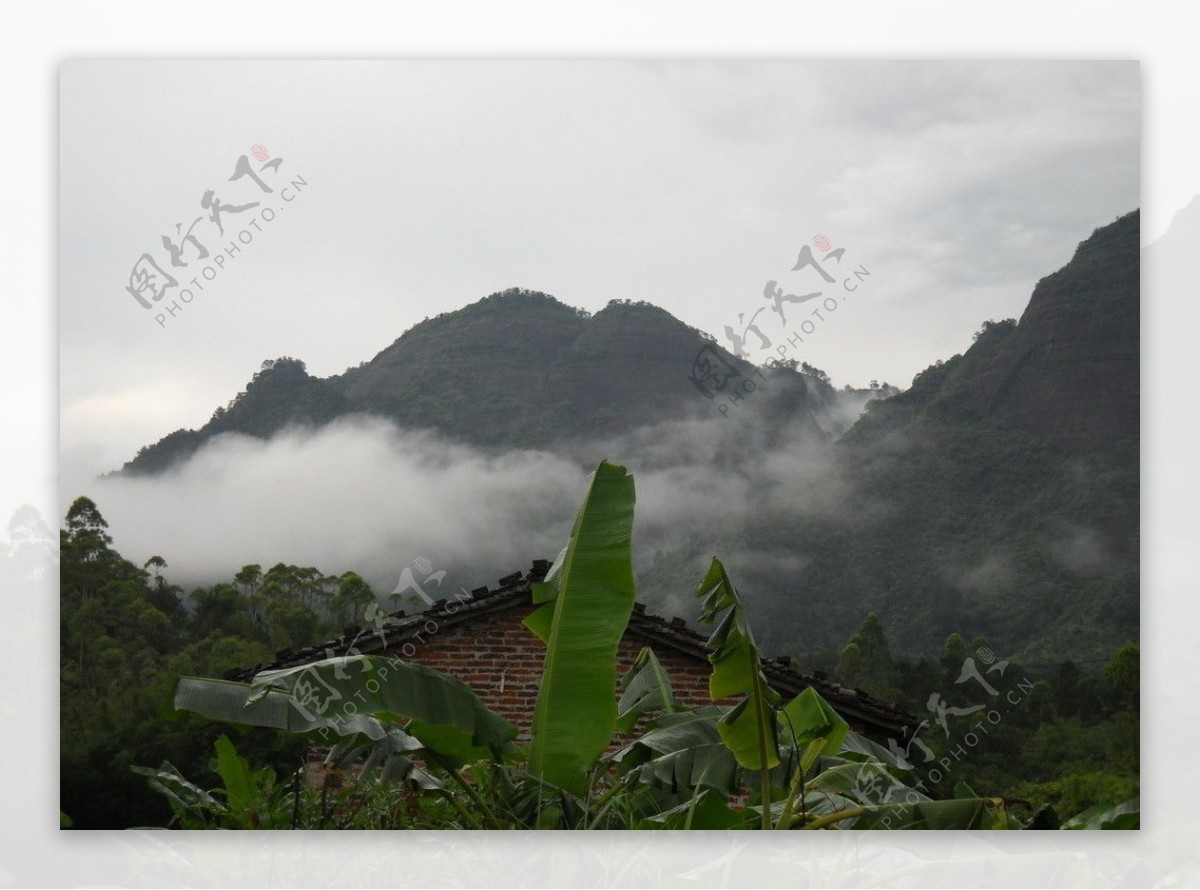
<box><xmin>129</xmin><ymin>760</ymin><xmax>221</xmax><ymax>816</ymax></box>
<box><xmin>169</xmin><ymin>655</ymin><xmax>517</xmax><ymax>765</ymax></box>
<box><xmin>843</xmin><ymin>797</ymin><xmax>996</xmax><ymax>829</ymax></box>
<box><xmin>616</xmin><ymin>646</ymin><xmax>681</xmax><ymax>733</ymax></box>
<box><xmin>778</xmin><ymin>686</ymin><xmax>849</xmax><ymax>775</ymax></box>
<box><xmin>636</xmin><ymin>789</ymin><xmax>751</xmax><ymax>829</ymax></box>
<box><xmin>1062</xmin><ymin>797</ymin><xmax>1140</xmax><ymax>829</ymax></box>
<box><xmin>789</xmin><ymin>761</ymin><xmax>1010</xmax><ymax>829</ymax></box>
<box><xmin>523</xmin><ymin>461</ymin><xmax>637</xmax><ymax>793</ymax></box>
<box><xmin>610</xmin><ymin>707</ymin><xmax>741</xmax><ymax>793</ymax></box>
<box><xmin>693</xmin><ymin>557</ymin><xmax>780</xmax><ymax>772</ymax></box>
<box><xmin>613</xmin><ymin>686</ymin><xmax>852</xmax><ymax>798</ymax></box>
<box><xmin>213</xmin><ymin>734</ymin><xmax>264</xmax><ymax>823</ymax></box>
<box><xmin>169</xmin><ymin>675</ymin><xmax>390</xmax><ymax>738</ymax></box>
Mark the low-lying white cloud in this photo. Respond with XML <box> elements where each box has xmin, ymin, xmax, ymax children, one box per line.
<box><xmin>76</xmin><ymin>407</ymin><xmax>866</xmax><ymax>601</ymax></box>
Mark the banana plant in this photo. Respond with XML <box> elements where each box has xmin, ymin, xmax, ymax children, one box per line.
<box><xmin>523</xmin><ymin>460</ymin><xmax>637</xmax><ymax>794</ymax></box>
<box><xmin>692</xmin><ymin>556</ymin><xmax>781</xmax><ymax>828</ymax></box>
<box><xmin>616</xmin><ymin>647</ymin><xmax>681</xmax><ymax>733</ymax></box>
<box><xmin>169</xmin><ymin>656</ymin><xmax>517</xmax><ymax>762</ymax></box>
<box><xmin>163</xmin><ymin>654</ymin><xmax>519</xmax><ymax>827</ymax></box>
<box><xmin>1062</xmin><ymin>797</ymin><xmax>1140</xmax><ymax>829</ymax></box>
<box><xmin>132</xmin><ymin>734</ymin><xmax>289</xmax><ymax>829</ymax></box>
<box><xmin>619</xmin><ymin>557</ymin><xmax>1007</xmax><ymax>830</ymax></box>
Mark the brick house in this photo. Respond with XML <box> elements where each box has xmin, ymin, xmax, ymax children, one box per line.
<box><xmin>228</xmin><ymin>560</ymin><xmax>916</xmax><ymax>745</ymax></box>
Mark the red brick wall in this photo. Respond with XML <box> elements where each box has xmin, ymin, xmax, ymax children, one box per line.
<box><xmin>394</xmin><ymin>605</ymin><xmax>720</xmax><ymax>741</ymax></box>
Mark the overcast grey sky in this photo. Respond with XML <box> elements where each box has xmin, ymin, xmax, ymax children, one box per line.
<box><xmin>60</xmin><ymin>60</ymin><xmax>1139</xmax><ymax>496</ymax></box>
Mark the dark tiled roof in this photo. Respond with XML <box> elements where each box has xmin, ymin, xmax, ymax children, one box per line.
<box><xmin>226</xmin><ymin>561</ymin><xmax>551</xmax><ymax>682</ymax></box>
<box><xmin>623</xmin><ymin>601</ymin><xmax>916</xmax><ymax>735</ymax></box>
<box><xmin>227</xmin><ymin>560</ymin><xmax>917</xmax><ymax>735</ymax></box>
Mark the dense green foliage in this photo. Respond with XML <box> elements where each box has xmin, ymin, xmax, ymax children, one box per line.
<box><xmin>119</xmin><ymin>357</ymin><xmax>352</xmax><ymax>475</ymax></box>
<box><xmin>59</xmin><ymin>495</ymin><xmax>376</xmax><ymax>828</ymax></box>
<box><xmin>59</xmin><ymin>473</ymin><xmax>1137</xmax><ymax>829</ymax></box>
<box><xmin>132</xmin><ymin>463</ymin><xmax>1135</xmax><ymax>830</ymax></box>
<box><xmin>642</xmin><ymin>402</ymin><xmax>1138</xmax><ymax>665</ymax></box>
<box><xmin>808</xmin><ymin>612</ymin><xmax>1139</xmax><ymax>815</ymax></box>
<box><xmin>58</xmin><ymin>459</ymin><xmax>1136</xmax><ymax>829</ymax></box>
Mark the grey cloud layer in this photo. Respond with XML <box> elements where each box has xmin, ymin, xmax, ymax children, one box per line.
<box><xmin>60</xmin><ymin>61</ymin><xmax>1139</xmax><ymax>490</ymax></box>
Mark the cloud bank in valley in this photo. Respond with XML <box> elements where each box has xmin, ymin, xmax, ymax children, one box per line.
<box><xmin>81</xmin><ymin>407</ymin><xmax>865</xmax><ymax>602</ymax></box>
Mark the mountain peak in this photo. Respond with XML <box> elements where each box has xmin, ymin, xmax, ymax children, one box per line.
<box><xmin>120</xmin><ymin>289</ymin><xmax>822</xmax><ymax>474</ymax></box>
<box><xmin>850</xmin><ymin>209</ymin><xmax>1138</xmax><ymax>451</ymax></box>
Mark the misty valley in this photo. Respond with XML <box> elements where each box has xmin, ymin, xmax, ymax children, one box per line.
<box><xmin>55</xmin><ymin>211</ymin><xmax>1140</xmax><ymax>829</ymax></box>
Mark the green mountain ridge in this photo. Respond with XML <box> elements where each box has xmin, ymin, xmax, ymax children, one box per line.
<box><xmin>640</xmin><ymin>210</ymin><xmax>1139</xmax><ymax>663</ymax></box>
<box><xmin>119</xmin><ymin>289</ymin><xmax>856</xmax><ymax>475</ymax></box>
<box><xmin>850</xmin><ymin>209</ymin><xmax>1139</xmax><ymax>450</ymax></box>
<box><xmin>113</xmin><ymin>211</ymin><xmax>1139</xmax><ymax>665</ymax></box>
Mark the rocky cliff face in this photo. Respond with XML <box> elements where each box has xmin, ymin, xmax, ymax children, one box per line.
<box><xmin>946</xmin><ymin>211</ymin><xmax>1139</xmax><ymax>449</ymax></box>
<box><xmin>849</xmin><ymin>210</ymin><xmax>1140</xmax><ymax>454</ymax></box>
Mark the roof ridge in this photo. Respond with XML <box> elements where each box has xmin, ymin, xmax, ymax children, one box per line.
<box><xmin>224</xmin><ymin>559</ymin><xmax>547</xmax><ymax>680</ymax></box>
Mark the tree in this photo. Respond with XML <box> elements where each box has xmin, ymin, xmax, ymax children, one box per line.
<box><xmin>57</xmin><ymin>496</ymin><xmax>344</xmax><ymax>828</ymax></box>
<box><xmin>144</xmin><ymin>555</ymin><xmax>168</xmax><ymax>589</ymax></box>
<box><xmin>63</xmin><ymin>496</ymin><xmax>113</xmax><ymax>564</ymax></box>
<box><xmin>141</xmin><ymin>555</ymin><xmax>185</xmax><ymax>621</ymax></box>
<box><xmin>836</xmin><ymin>641</ymin><xmax>864</xmax><ymax>688</ymax></box>
<box><xmin>941</xmin><ymin>633</ymin><xmax>968</xmax><ymax>678</ymax></box>
<box><xmin>799</xmin><ymin>362</ymin><xmax>830</xmax><ymax>384</ymax></box>
<box><xmin>972</xmin><ymin>318</ymin><xmax>1017</xmax><ymax>341</ymax></box>
<box><xmin>331</xmin><ymin>572</ymin><xmax>375</xmax><ymax>627</ymax></box>
<box><xmin>65</xmin><ymin>496</ymin><xmax>110</xmax><ymax>540</ymax></box>
<box><xmin>1106</xmin><ymin>643</ymin><xmax>1139</xmax><ymax>712</ymax></box>
<box><xmin>234</xmin><ymin>564</ymin><xmax>262</xmax><ymax>595</ymax></box>
<box><xmin>60</xmin><ymin>497</ymin><xmax>130</xmax><ymax>607</ymax></box>
<box><xmin>191</xmin><ymin>584</ymin><xmax>255</xmax><ymax>640</ymax></box>
<box><xmin>234</xmin><ymin>564</ymin><xmax>265</xmax><ymax>632</ymax></box>
<box><xmin>837</xmin><ymin>613</ymin><xmax>897</xmax><ymax>697</ymax></box>
<box><xmin>1052</xmin><ymin>661</ymin><xmax>1100</xmax><ymax>720</ymax></box>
